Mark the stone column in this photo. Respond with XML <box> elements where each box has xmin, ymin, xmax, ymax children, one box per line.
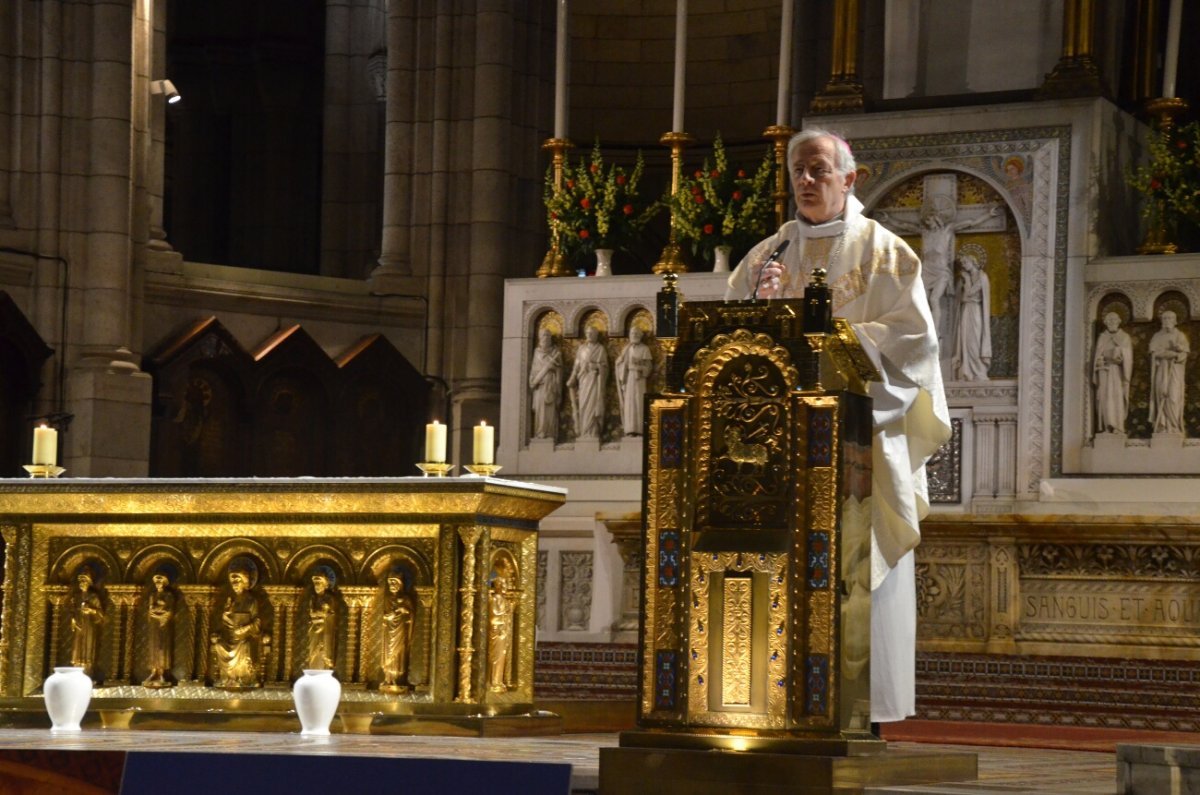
<box><xmin>145</xmin><ymin>0</ymin><xmax>178</xmax><ymax>261</ymax></box>
<box><xmin>600</xmin><ymin>513</ymin><xmax>643</xmax><ymax>643</ymax></box>
<box><xmin>369</xmin><ymin>0</ymin><xmax>417</xmax><ymax>292</ymax></box>
<box><xmin>322</xmin><ymin>0</ymin><xmax>385</xmax><ymax>279</ymax></box>
<box><xmin>64</xmin><ymin>0</ymin><xmax>153</xmax><ymax>476</ymax></box>
<box><xmin>0</xmin><ymin>0</ymin><xmax>15</xmax><ymax>227</ymax></box>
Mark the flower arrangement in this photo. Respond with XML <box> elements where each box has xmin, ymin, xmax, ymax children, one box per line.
<box><xmin>1129</xmin><ymin>121</ymin><xmax>1200</xmax><ymax>230</ymax></box>
<box><xmin>668</xmin><ymin>134</ymin><xmax>775</xmax><ymax>266</ymax></box>
<box><xmin>544</xmin><ymin>143</ymin><xmax>659</xmax><ymax>263</ymax></box>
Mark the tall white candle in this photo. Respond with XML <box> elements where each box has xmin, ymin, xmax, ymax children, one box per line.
<box><xmin>425</xmin><ymin>420</ymin><xmax>446</xmax><ymax>463</ymax></box>
<box><xmin>775</xmin><ymin>0</ymin><xmax>795</xmax><ymax>125</ymax></box>
<box><xmin>554</xmin><ymin>0</ymin><xmax>570</xmax><ymax>139</ymax></box>
<box><xmin>473</xmin><ymin>420</ymin><xmax>495</xmax><ymax>465</ymax></box>
<box><xmin>1163</xmin><ymin>0</ymin><xmax>1183</xmax><ymax>98</ymax></box>
<box><xmin>32</xmin><ymin>424</ymin><xmax>57</xmax><ymax>466</ymax></box>
<box><xmin>672</xmin><ymin>0</ymin><xmax>688</xmax><ymax>132</ymax></box>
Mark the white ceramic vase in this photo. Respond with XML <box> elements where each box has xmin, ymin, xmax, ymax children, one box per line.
<box><xmin>594</xmin><ymin>248</ymin><xmax>614</xmax><ymax>277</ymax></box>
<box><xmin>293</xmin><ymin>668</ymin><xmax>341</xmax><ymax>736</ymax></box>
<box><xmin>713</xmin><ymin>245</ymin><xmax>733</xmax><ymax>273</ymax></box>
<box><xmin>43</xmin><ymin>666</ymin><xmax>92</xmax><ymax>732</ymax></box>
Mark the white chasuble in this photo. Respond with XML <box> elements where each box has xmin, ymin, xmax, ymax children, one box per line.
<box><xmin>726</xmin><ymin>194</ymin><xmax>952</xmax><ymax>722</ymax></box>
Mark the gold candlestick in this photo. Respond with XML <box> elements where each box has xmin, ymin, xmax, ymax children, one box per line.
<box><xmin>538</xmin><ymin>137</ymin><xmax>575</xmax><ymax>278</ymax></box>
<box><xmin>415</xmin><ymin>462</ymin><xmax>456</xmax><ymax>477</ymax></box>
<box><xmin>763</xmin><ymin>124</ymin><xmax>796</xmax><ymax>230</ymax></box>
<box><xmin>23</xmin><ymin>465</ymin><xmax>65</xmax><ymax>478</ymax></box>
<box><xmin>1136</xmin><ymin>97</ymin><xmax>1189</xmax><ymax>256</ymax></box>
<box><xmin>463</xmin><ymin>464</ymin><xmax>503</xmax><ymax>478</ymax></box>
<box><xmin>654</xmin><ymin>131</ymin><xmax>696</xmax><ymax>275</ymax></box>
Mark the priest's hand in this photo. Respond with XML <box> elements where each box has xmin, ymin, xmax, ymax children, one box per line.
<box><xmin>754</xmin><ymin>260</ymin><xmax>785</xmax><ymax>298</ymax></box>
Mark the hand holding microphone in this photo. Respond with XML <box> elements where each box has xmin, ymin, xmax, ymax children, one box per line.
<box><xmin>751</xmin><ymin>239</ymin><xmax>790</xmax><ymax>299</ymax></box>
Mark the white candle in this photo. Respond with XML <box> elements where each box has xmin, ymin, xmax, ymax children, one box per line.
<box><xmin>32</xmin><ymin>424</ymin><xmax>57</xmax><ymax>466</ymax></box>
<box><xmin>672</xmin><ymin>0</ymin><xmax>688</xmax><ymax>132</ymax></box>
<box><xmin>554</xmin><ymin>0</ymin><xmax>569</xmax><ymax>139</ymax></box>
<box><xmin>473</xmin><ymin>420</ymin><xmax>495</xmax><ymax>465</ymax></box>
<box><xmin>775</xmin><ymin>0</ymin><xmax>794</xmax><ymax>125</ymax></box>
<box><xmin>1163</xmin><ymin>0</ymin><xmax>1183</xmax><ymax>98</ymax></box>
<box><xmin>425</xmin><ymin>420</ymin><xmax>446</xmax><ymax>463</ymax></box>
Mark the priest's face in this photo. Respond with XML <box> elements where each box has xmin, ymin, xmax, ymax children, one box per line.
<box><xmin>789</xmin><ymin>136</ymin><xmax>856</xmax><ymax>225</ymax></box>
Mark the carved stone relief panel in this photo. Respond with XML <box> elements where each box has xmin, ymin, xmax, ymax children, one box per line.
<box><xmin>558</xmin><ymin>551</ymin><xmax>593</xmax><ymax>631</ymax></box>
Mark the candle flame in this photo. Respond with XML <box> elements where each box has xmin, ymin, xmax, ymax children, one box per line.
<box><xmin>480</xmin><ymin>420</ymin><xmax>488</xmax><ymax>427</ymax></box>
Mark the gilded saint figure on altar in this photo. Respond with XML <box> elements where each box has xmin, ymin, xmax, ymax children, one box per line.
<box><xmin>68</xmin><ymin>563</ymin><xmax>106</xmax><ymax>678</ymax></box>
<box><xmin>303</xmin><ymin>565</ymin><xmax>340</xmax><ymax>671</ymax></box>
<box><xmin>142</xmin><ymin>565</ymin><xmax>179</xmax><ymax>688</ymax></box>
<box><xmin>487</xmin><ymin>555</ymin><xmax>520</xmax><ymax>693</ymax></box>
<box><xmin>378</xmin><ymin>567</ymin><xmax>416</xmax><ymax>692</ymax></box>
<box><xmin>210</xmin><ymin>557</ymin><xmax>266</xmax><ymax>690</ymax></box>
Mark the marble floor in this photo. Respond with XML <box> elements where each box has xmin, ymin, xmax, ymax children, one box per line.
<box><xmin>0</xmin><ymin>728</ymin><xmax>1125</xmax><ymax>793</ymax></box>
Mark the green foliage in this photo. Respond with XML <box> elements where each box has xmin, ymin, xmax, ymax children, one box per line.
<box><xmin>667</xmin><ymin>134</ymin><xmax>775</xmax><ymax>265</ymax></box>
<box><xmin>1129</xmin><ymin>121</ymin><xmax>1200</xmax><ymax>226</ymax></box>
<box><xmin>544</xmin><ymin>143</ymin><xmax>660</xmax><ymax>259</ymax></box>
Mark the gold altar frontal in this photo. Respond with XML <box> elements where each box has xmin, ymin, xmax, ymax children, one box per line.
<box><xmin>601</xmin><ymin>291</ymin><xmax>977</xmax><ymax>793</ymax></box>
<box><xmin>0</xmin><ymin>476</ymin><xmax>564</xmax><ymax>735</ymax></box>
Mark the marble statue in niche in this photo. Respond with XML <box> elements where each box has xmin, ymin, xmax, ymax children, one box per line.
<box><xmin>210</xmin><ymin>557</ymin><xmax>265</xmax><ymax>689</ymax></box>
<box><xmin>877</xmin><ymin>199</ymin><xmax>1000</xmax><ymax>337</ymax></box>
<box><xmin>615</xmin><ymin>326</ymin><xmax>654</xmax><ymax>436</ymax></box>
<box><xmin>142</xmin><ymin>566</ymin><xmax>179</xmax><ymax>688</ymax></box>
<box><xmin>378</xmin><ymin>568</ymin><xmax>416</xmax><ymax>692</ymax></box>
<box><xmin>567</xmin><ymin>325</ymin><xmax>608</xmax><ymax>439</ymax></box>
<box><xmin>951</xmin><ymin>253</ymin><xmax>991</xmax><ymax>381</ymax></box>
<box><xmin>528</xmin><ymin>327</ymin><xmax>563</xmax><ymax>440</ymax></box>
<box><xmin>486</xmin><ymin>556</ymin><xmax>520</xmax><ymax>693</ymax></box>
<box><xmin>68</xmin><ymin>563</ymin><xmax>105</xmax><ymax>677</ymax></box>
<box><xmin>1150</xmin><ymin>310</ymin><xmax>1190</xmax><ymax>434</ymax></box>
<box><xmin>303</xmin><ymin>565</ymin><xmax>339</xmax><ymax>671</ymax></box>
<box><xmin>1092</xmin><ymin>311</ymin><xmax>1132</xmax><ymax>435</ymax></box>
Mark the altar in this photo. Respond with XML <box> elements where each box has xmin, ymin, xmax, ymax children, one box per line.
<box><xmin>0</xmin><ymin>477</ymin><xmax>564</xmax><ymax>734</ymax></box>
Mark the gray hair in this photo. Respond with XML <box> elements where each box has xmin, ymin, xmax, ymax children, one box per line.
<box><xmin>786</xmin><ymin>128</ymin><xmax>857</xmax><ymax>175</ymax></box>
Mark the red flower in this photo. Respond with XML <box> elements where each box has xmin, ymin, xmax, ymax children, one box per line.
<box><xmin>549</xmin><ymin>211</ymin><xmax>557</xmax><ymax>219</ymax></box>
<box><xmin>694</xmin><ymin>170</ymin><xmax>703</xmax><ymax>178</ymax></box>
<box><xmin>694</xmin><ymin>195</ymin><xmax>704</xmax><ymax>204</ymax></box>
<box><xmin>710</xmin><ymin>169</ymin><xmax>720</xmax><ymax>178</ymax></box>
<box><xmin>580</xmin><ymin>197</ymin><xmax>591</xmax><ymax>209</ymax></box>
<box><xmin>566</xmin><ymin>180</ymin><xmax>575</xmax><ymax>189</ymax></box>
<box><xmin>589</xmin><ymin>163</ymin><xmax>599</xmax><ymax>173</ymax></box>
<box><xmin>579</xmin><ymin>229</ymin><xmax>590</xmax><ymax>239</ymax></box>
<box><xmin>1178</xmin><ymin>140</ymin><xmax>1189</xmax><ymax>149</ymax></box>
<box><xmin>1150</xmin><ymin>178</ymin><xmax>1162</xmax><ymax>191</ymax></box>
<box><xmin>616</xmin><ymin>174</ymin><xmax>627</xmax><ymax>185</ymax></box>
<box><xmin>623</xmin><ymin>204</ymin><xmax>634</xmax><ymax>215</ymax></box>
<box><xmin>737</xmin><ymin>169</ymin><xmax>746</xmax><ymax>178</ymax></box>
<box><xmin>732</xmin><ymin>190</ymin><xmax>743</xmax><ymax>201</ymax></box>
<box><xmin>703</xmin><ymin>223</ymin><xmax>714</xmax><ymax>234</ymax></box>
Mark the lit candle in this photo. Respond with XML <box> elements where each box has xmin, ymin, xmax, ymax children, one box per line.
<box><xmin>473</xmin><ymin>420</ymin><xmax>495</xmax><ymax>465</ymax></box>
<box><xmin>775</xmin><ymin>0</ymin><xmax>794</xmax><ymax>125</ymax></box>
<box><xmin>554</xmin><ymin>0</ymin><xmax>570</xmax><ymax>139</ymax></box>
<box><xmin>32</xmin><ymin>424</ymin><xmax>57</xmax><ymax>466</ymax></box>
<box><xmin>425</xmin><ymin>420</ymin><xmax>446</xmax><ymax>463</ymax></box>
<box><xmin>672</xmin><ymin>0</ymin><xmax>688</xmax><ymax>132</ymax></box>
<box><xmin>1163</xmin><ymin>0</ymin><xmax>1183</xmax><ymax>98</ymax></box>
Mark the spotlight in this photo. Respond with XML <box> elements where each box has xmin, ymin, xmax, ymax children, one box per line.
<box><xmin>150</xmin><ymin>79</ymin><xmax>181</xmax><ymax>104</ymax></box>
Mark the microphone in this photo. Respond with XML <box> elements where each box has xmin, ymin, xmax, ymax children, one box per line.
<box><xmin>751</xmin><ymin>239</ymin><xmax>791</xmax><ymax>299</ymax></box>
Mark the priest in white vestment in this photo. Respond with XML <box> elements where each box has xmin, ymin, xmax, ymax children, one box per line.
<box><xmin>724</xmin><ymin>129</ymin><xmax>951</xmax><ymax>724</ymax></box>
